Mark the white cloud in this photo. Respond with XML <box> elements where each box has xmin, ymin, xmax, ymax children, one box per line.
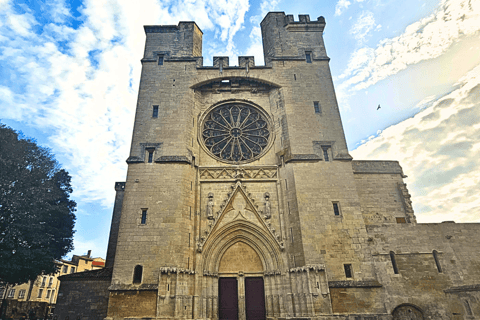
<box><xmin>335</xmin><ymin>0</ymin><xmax>352</xmax><ymax>16</ymax></box>
<box><xmin>0</xmin><ymin>0</ymin><xmax>255</xmax><ymax>208</ymax></box>
<box><xmin>243</xmin><ymin>0</ymin><xmax>280</xmax><ymax>65</ymax></box>
<box><xmin>350</xmin><ymin>11</ymin><xmax>376</xmax><ymax>43</ymax></box>
<box><xmin>351</xmin><ymin>64</ymin><xmax>480</xmax><ymax>223</ymax></box>
<box><xmin>338</xmin><ymin>0</ymin><xmax>480</xmax><ymax>93</ymax></box>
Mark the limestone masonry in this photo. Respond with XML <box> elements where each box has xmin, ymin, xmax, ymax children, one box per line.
<box><xmin>55</xmin><ymin>11</ymin><xmax>480</xmax><ymax>320</ymax></box>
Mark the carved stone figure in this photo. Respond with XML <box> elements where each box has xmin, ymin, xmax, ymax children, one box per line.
<box><xmin>264</xmin><ymin>192</ymin><xmax>271</xmax><ymax>219</ymax></box>
<box><xmin>206</xmin><ymin>192</ymin><xmax>214</xmax><ymax>220</ymax></box>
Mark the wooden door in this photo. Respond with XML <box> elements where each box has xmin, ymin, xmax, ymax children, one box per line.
<box><xmin>219</xmin><ymin>278</ymin><xmax>238</xmax><ymax>320</ymax></box>
<box><xmin>245</xmin><ymin>277</ymin><xmax>266</xmax><ymax>320</ymax></box>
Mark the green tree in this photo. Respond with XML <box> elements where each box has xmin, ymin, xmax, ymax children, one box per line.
<box><xmin>0</xmin><ymin>124</ymin><xmax>76</xmax><ymax>284</ymax></box>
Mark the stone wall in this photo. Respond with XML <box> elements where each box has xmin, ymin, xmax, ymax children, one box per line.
<box><xmin>54</xmin><ymin>269</ymin><xmax>111</xmax><ymax>320</ymax></box>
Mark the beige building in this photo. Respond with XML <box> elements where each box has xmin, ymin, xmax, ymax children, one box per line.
<box><xmin>55</xmin><ymin>11</ymin><xmax>480</xmax><ymax>320</ymax></box>
<box><xmin>1</xmin><ymin>251</ymin><xmax>104</xmax><ymax>318</ymax></box>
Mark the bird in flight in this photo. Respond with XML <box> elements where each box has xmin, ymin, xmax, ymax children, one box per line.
<box><xmin>377</xmin><ymin>104</ymin><xmax>381</xmax><ymax>110</ymax></box>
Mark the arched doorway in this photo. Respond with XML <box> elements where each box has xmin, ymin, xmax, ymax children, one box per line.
<box><xmin>392</xmin><ymin>304</ymin><xmax>424</xmax><ymax>320</ymax></box>
<box><xmin>218</xmin><ymin>241</ymin><xmax>266</xmax><ymax>320</ymax></box>
<box><xmin>201</xmin><ymin>219</ymin><xmax>285</xmax><ymax>320</ymax></box>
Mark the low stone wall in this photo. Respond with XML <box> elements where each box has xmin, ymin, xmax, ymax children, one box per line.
<box><xmin>54</xmin><ymin>268</ymin><xmax>112</xmax><ymax>320</ymax></box>
<box><xmin>1</xmin><ymin>300</ymin><xmax>49</xmax><ymax>319</ymax></box>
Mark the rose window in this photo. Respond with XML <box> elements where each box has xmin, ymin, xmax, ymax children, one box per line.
<box><xmin>201</xmin><ymin>103</ymin><xmax>272</xmax><ymax>163</ymax></box>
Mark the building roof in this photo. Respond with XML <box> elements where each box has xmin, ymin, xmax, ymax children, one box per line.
<box><xmin>58</xmin><ymin>267</ymin><xmax>112</xmax><ymax>281</ymax></box>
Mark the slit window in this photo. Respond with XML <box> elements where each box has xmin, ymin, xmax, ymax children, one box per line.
<box><xmin>158</xmin><ymin>56</ymin><xmax>164</xmax><ymax>65</ymax></box>
<box><xmin>141</xmin><ymin>209</ymin><xmax>147</xmax><ymax>224</ymax></box>
<box><xmin>290</xmin><ymin>227</ymin><xmax>294</xmax><ymax>243</ymax></box>
<box><xmin>133</xmin><ymin>265</ymin><xmax>143</xmax><ymax>284</ymax></box>
<box><xmin>333</xmin><ymin>202</ymin><xmax>340</xmax><ymax>216</ymax></box>
<box><xmin>344</xmin><ymin>264</ymin><xmax>353</xmax><ymax>278</ymax></box>
<box><xmin>37</xmin><ymin>289</ymin><xmax>43</xmax><ymax>298</ymax></box>
<box><xmin>147</xmin><ymin>149</ymin><xmax>154</xmax><ymax>163</ymax></box>
<box><xmin>306</xmin><ymin>52</ymin><xmax>312</xmax><ymax>63</ymax></box>
<box><xmin>323</xmin><ymin>147</ymin><xmax>330</xmax><ymax>161</ymax></box>
<box><xmin>314</xmin><ymin>101</ymin><xmax>321</xmax><ymax>114</ymax></box>
<box><xmin>433</xmin><ymin>250</ymin><xmax>442</xmax><ymax>273</ymax></box>
<box><xmin>390</xmin><ymin>251</ymin><xmax>399</xmax><ymax>274</ymax></box>
<box><xmin>152</xmin><ymin>105</ymin><xmax>159</xmax><ymax>118</ymax></box>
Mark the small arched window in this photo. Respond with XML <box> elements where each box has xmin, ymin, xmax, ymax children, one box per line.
<box><xmin>390</xmin><ymin>251</ymin><xmax>399</xmax><ymax>274</ymax></box>
<box><xmin>133</xmin><ymin>265</ymin><xmax>143</xmax><ymax>284</ymax></box>
<box><xmin>433</xmin><ymin>250</ymin><xmax>442</xmax><ymax>273</ymax></box>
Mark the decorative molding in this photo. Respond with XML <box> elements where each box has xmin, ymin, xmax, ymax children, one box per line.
<box><xmin>203</xmin><ymin>270</ymin><xmax>219</xmax><ymax>277</ymax></box>
<box><xmin>444</xmin><ymin>284</ymin><xmax>480</xmax><ymax>293</ymax></box>
<box><xmin>288</xmin><ymin>264</ymin><xmax>325</xmax><ymax>273</ymax></box>
<box><xmin>160</xmin><ymin>267</ymin><xmax>195</xmax><ymax>274</ymax></box>
<box><xmin>328</xmin><ymin>280</ymin><xmax>382</xmax><ymax>288</ymax></box>
<box><xmin>284</xmin><ymin>154</ymin><xmax>321</xmax><ymax>163</ymax></box>
<box><xmin>156</xmin><ymin>156</ymin><xmax>191</xmax><ymax>164</ymax></box>
<box><xmin>199</xmin><ymin>166</ymin><xmax>278</xmax><ymax>181</ymax></box>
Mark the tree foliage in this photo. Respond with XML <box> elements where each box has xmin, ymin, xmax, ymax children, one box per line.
<box><xmin>0</xmin><ymin>124</ymin><xmax>76</xmax><ymax>284</ymax></box>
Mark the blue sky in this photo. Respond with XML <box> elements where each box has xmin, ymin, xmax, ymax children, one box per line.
<box><xmin>1</xmin><ymin>0</ymin><xmax>479</xmax><ymax>259</ymax></box>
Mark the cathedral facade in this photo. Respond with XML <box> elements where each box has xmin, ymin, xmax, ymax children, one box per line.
<box><xmin>56</xmin><ymin>12</ymin><xmax>480</xmax><ymax>320</ymax></box>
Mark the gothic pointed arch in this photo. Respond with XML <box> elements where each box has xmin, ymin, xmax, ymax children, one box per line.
<box><xmin>202</xmin><ymin>219</ymin><xmax>285</xmax><ymax>274</ymax></box>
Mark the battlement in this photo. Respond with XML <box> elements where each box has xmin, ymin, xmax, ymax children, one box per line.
<box><xmin>261</xmin><ymin>12</ymin><xmax>328</xmax><ymax>65</ymax></box>
<box><xmin>143</xmin><ymin>21</ymin><xmax>202</xmax><ymax>59</ymax></box>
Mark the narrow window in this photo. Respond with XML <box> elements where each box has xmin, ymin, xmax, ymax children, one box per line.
<box><xmin>18</xmin><ymin>290</ymin><xmax>25</xmax><ymax>299</ymax></box>
<box><xmin>48</xmin><ymin>277</ymin><xmax>53</xmax><ymax>287</ymax></box>
<box><xmin>70</xmin><ymin>267</ymin><xmax>75</xmax><ymax>273</ymax></box>
<box><xmin>191</xmin><ymin>181</ymin><xmax>193</xmax><ymax>190</ymax></box>
<box><xmin>167</xmin><ymin>284</ymin><xmax>170</xmax><ymax>291</ymax></box>
<box><xmin>290</xmin><ymin>227</ymin><xmax>294</xmax><ymax>243</ymax></box>
<box><xmin>294</xmin><ymin>74</ymin><xmax>296</xmax><ymax>81</ymax></box>
<box><xmin>306</xmin><ymin>52</ymin><xmax>312</xmax><ymax>63</ymax></box>
<box><xmin>158</xmin><ymin>56</ymin><xmax>164</xmax><ymax>65</ymax></box>
<box><xmin>133</xmin><ymin>265</ymin><xmax>143</xmax><ymax>284</ymax></box>
<box><xmin>187</xmin><ymin>257</ymin><xmax>190</xmax><ymax>269</ymax></box>
<box><xmin>189</xmin><ymin>206</ymin><xmax>192</xmax><ymax>219</ymax></box>
<box><xmin>314</xmin><ymin>101</ymin><xmax>321</xmax><ymax>114</ymax></box>
<box><xmin>41</xmin><ymin>276</ymin><xmax>46</xmax><ymax>287</ymax></box>
<box><xmin>152</xmin><ymin>105</ymin><xmax>159</xmax><ymax>118</ymax></box>
<box><xmin>288</xmin><ymin>202</ymin><xmax>291</xmax><ymax>215</ymax></box>
<box><xmin>189</xmin><ymin>233</ymin><xmax>191</xmax><ymax>247</ymax></box>
<box><xmin>293</xmin><ymin>255</ymin><xmax>296</xmax><ymax>267</ymax></box>
<box><xmin>37</xmin><ymin>289</ymin><xmax>43</xmax><ymax>298</ymax></box>
<box><xmin>333</xmin><ymin>202</ymin><xmax>340</xmax><ymax>216</ymax></box>
<box><xmin>433</xmin><ymin>250</ymin><xmax>442</xmax><ymax>273</ymax></box>
<box><xmin>323</xmin><ymin>147</ymin><xmax>330</xmax><ymax>161</ymax></box>
<box><xmin>46</xmin><ymin>290</ymin><xmax>51</xmax><ymax>299</ymax></box>
<box><xmin>285</xmin><ymin>179</ymin><xmax>288</xmax><ymax>190</ymax></box>
<box><xmin>193</xmin><ymin>118</ymin><xmax>195</xmax><ymax>127</ymax></box>
<box><xmin>141</xmin><ymin>209</ymin><xmax>147</xmax><ymax>225</ymax></box>
<box><xmin>344</xmin><ymin>264</ymin><xmax>353</xmax><ymax>278</ymax></box>
<box><xmin>7</xmin><ymin>289</ymin><xmax>15</xmax><ymax>298</ymax></box>
<box><xmin>147</xmin><ymin>150</ymin><xmax>154</xmax><ymax>163</ymax></box>
<box><xmin>62</xmin><ymin>265</ymin><xmax>68</xmax><ymax>273</ymax></box>
<box><xmin>390</xmin><ymin>251</ymin><xmax>399</xmax><ymax>274</ymax></box>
